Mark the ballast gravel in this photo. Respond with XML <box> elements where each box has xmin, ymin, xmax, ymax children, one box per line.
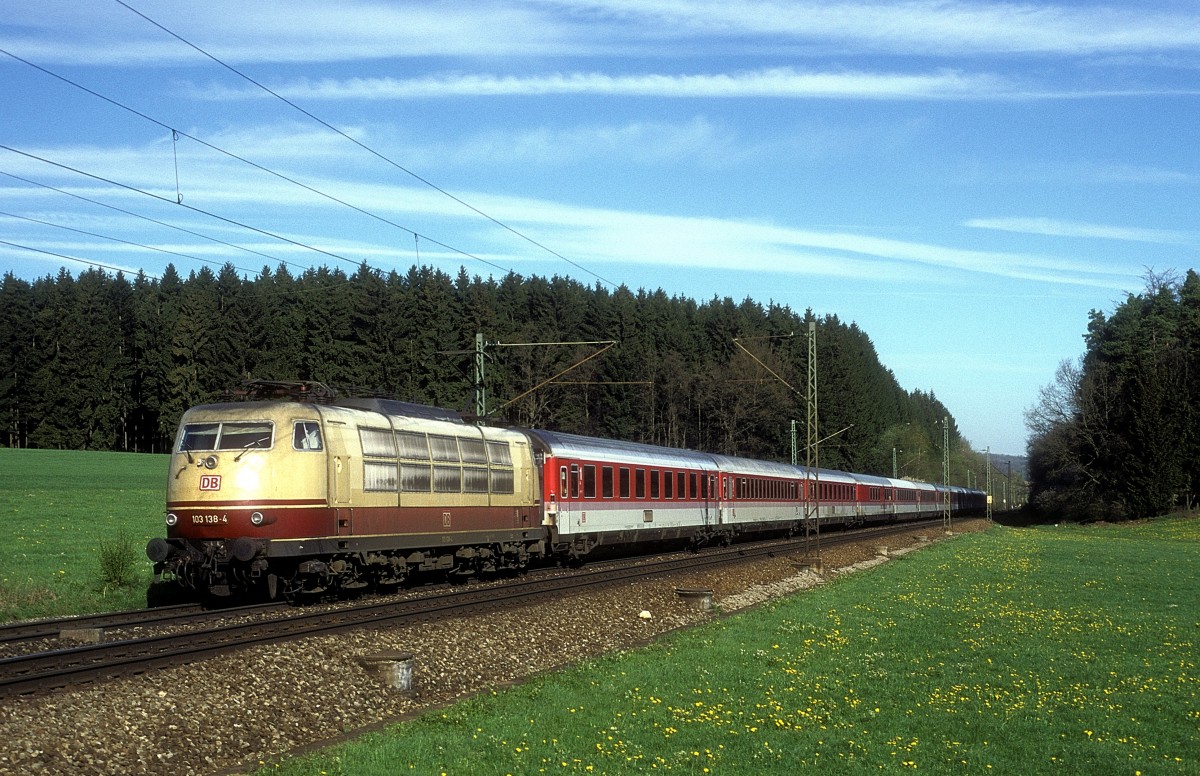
<box><xmin>0</xmin><ymin>521</ymin><xmax>986</xmax><ymax>775</ymax></box>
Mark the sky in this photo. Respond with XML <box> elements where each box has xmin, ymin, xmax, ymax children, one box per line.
<box><xmin>2</xmin><ymin>1</ymin><xmax>1198</xmax><ymax>457</ymax></box>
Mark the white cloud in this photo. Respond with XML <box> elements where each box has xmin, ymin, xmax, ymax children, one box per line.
<box><xmin>965</xmin><ymin>216</ymin><xmax>1196</xmax><ymax>245</ymax></box>
<box><xmin>0</xmin><ymin>133</ymin><xmax>1144</xmax><ymax>292</ymax></box>
<box><xmin>8</xmin><ymin>1</ymin><xmax>1200</xmax><ymax>65</ymax></box>
<box><xmin>196</xmin><ymin>68</ymin><xmax>1013</xmax><ymax>101</ymax></box>
<box><xmin>568</xmin><ymin>0</ymin><xmax>1200</xmax><ymax>56</ymax></box>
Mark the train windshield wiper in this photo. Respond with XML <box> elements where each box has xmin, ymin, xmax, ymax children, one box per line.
<box><xmin>234</xmin><ymin>437</ymin><xmax>270</xmax><ymax>462</ymax></box>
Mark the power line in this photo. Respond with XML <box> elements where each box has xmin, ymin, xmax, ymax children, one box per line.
<box><xmin>0</xmin><ymin>208</ymin><xmax>260</xmax><ymax>276</ymax></box>
<box><xmin>0</xmin><ymin>169</ymin><xmax>300</xmax><ymax>270</ymax></box>
<box><xmin>0</xmin><ymin>143</ymin><xmax>370</xmax><ymax>272</ymax></box>
<box><xmin>0</xmin><ymin>45</ymin><xmax>517</xmax><ymax>278</ymax></box>
<box><xmin>0</xmin><ymin>238</ymin><xmax>160</xmax><ymax>280</ymax></box>
<box><xmin>111</xmin><ymin>0</ymin><xmax>619</xmax><ymax>289</ymax></box>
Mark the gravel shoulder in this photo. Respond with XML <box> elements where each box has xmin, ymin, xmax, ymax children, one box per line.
<box><xmin>0</xmin><ymin>520</ymin><xmax>989</xmax><ymax>775</ymax></box>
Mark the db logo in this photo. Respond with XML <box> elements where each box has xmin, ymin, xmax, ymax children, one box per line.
<box><xmin>199</xmin><ymin>474</ymin><xmax>222</xmax><ymax>491</ymax></box>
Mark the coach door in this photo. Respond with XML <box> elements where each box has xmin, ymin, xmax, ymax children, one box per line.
<box><xmin>559</xmin><ymin>463</ymin><xmax>581</xmax><ymax>527</ymax></box>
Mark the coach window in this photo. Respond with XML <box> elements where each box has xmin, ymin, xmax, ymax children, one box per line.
<box><xmin>650</xmin><ymin>470</ymin><xmax>660</xmax><ymax>499</ymax></box>
<box><xmin>619</xmin><ymin>467</ymin><xmax>631</xmax><ymax>499</ymax></box>
<box><xmin>570</xmin><ymin>464</ymin><xmax>581</xmax><ymax>499</ymax></box>
<box><xmin>583</xmin><ymin>465</ymin><xmax>597</xmax><ymax>498</ymax></box>
<box><xmin>663</xmin><ymin>470</ymin><xmax>674</xmax><ymax>499</ymax></box>
<box><xmin>602</xmin><ymin>466</ymin><xmax>614</xmax><ymax>499</ymax></box>
<box><xmin>635</xmin><ymin>469</ymin><xmax>646</xmax><ymax>499</ymax></box>
<box><xmin>293</xmin><ymin>421</ymin><xmax>322</xmax><ymax>451</ymax></box>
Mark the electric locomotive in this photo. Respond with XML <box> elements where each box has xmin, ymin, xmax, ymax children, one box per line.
<box><xmin>146</xmin><ymin>387</ymin><xmax>544</xmax><ymax>601</ymax></box>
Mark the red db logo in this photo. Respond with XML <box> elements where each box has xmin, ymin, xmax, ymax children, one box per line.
<box><xmin>199</xmin><ymin>475</ymin><xmax>222</xmax><ymax>491</ymax></box>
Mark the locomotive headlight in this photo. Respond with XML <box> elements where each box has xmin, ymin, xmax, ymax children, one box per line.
<box><xmin>203</xmin><ymin>455</ymin><xmax>218</xmax><ymax>469</ymax></box>
<box><xmin>250</xmin><ymin>511</ymin><xmax>265</xmax><ymax>526</ymax></box>
<box><xmin>165</xmin><ymin>512</ymin><xmax>179</xmax><ymax>527</ymax></box>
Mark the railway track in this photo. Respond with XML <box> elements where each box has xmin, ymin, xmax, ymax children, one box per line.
<box><xmin>0</xmin><ymin>520</ymin><xmax>939</xmax><ymax>699</ymax></box>
<box><xmin>0</xmin><ymin>601</ymin><xmax>285</xmax><ymax>646</ymax></box>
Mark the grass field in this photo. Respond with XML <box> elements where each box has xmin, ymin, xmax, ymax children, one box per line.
<box><xmin>261</xmin><ymin>518</ymin><xmax>1200</xmax><ymax>775</ymax></box>
<box><xmin>0</xmin><ymin>447</ymin><xmax>169</xmax><ymax>620</ymax></box>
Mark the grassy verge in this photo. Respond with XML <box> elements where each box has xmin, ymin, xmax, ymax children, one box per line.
<box><xmin>263</xmin><ymin>519</ymin><xmax>1199</xmax><ymax>775</ymax></box>
<box><xmin>0</xmin><ymin>448</ymin><xmax>169</xmax><ymax>620</ymax></box>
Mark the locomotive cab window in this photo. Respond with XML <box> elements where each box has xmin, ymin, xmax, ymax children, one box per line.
<box><xmin>293</xmin><ymin>421</ymin><xmax>323</xmax><ymax>451</ymax></box>
<box><xmin>180</xmin><ymin>421</ymin><xmax>273</xmax><ymax>452</ymax></box>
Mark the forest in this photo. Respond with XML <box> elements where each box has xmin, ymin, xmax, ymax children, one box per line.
<box><xmin>0</xmin><ymin>261</ymin><xmax>988</xmax><ymax>486</ymax></box>
<box><xmin>1026</xmin><ymin>270</ymin><xmax>1200</xmax><ymax>520</ymax></box>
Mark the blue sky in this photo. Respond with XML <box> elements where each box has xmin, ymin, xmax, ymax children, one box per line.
<box><xmin>2</xmin><ymin>1</ymin><xmax>1198</xmax><ymax>456</ymax></box>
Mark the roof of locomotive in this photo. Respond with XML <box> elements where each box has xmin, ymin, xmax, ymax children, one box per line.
<box><xmin>333</xmin><ymin>397</ymin><xmax>465</xmax><ymax>424</ymax></box>
<box><xmin>181</xmin><ymin>399</ymin><xmax>464</xmax><ymax>424</ymax></box>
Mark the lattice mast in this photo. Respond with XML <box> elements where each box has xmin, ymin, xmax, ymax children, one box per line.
<box><xmin>805</xmin><ymin>321</ymin><xmax>821</xmax><ymax>557</ymax></box>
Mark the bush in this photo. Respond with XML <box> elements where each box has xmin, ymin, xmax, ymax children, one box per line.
<box><xmin>97</xmin><ymin>531</ymin><xmax>139</xmax><ymax>590</ymax></box>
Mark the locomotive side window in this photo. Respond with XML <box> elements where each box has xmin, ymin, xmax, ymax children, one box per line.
<box><xmin>486</xmin><ymin>441</ymin><xmax>512</xmax><ymax>465</ymax></box>
<box><xmin>460</xmin><ymin>438</ymin><xmax>489</xmax><ymax>493</ymax></box>
<box><xmin>429</xmin><ymin>434</ymin><xmax>464</xmax><ymax>493</ymax></box>
<box><xmin>400</xmin><ymin>462</ymin><xmax>432</xmax><ymax>492</ymax></box>
<box><xmin>396</xmin><ymin>431</ymin><xmax>432</xmax><ymax>493</ymax></box>
<box><xmin>429</xmin><ymin>435</ymin><xmax>459</xmax><ymax>462</ymax></box>
<box><xmin>434</xmin><ymin>464</ymin><xmax>461</xmax><ymax>493</ymax></box>
<box><xmin>396</xmin><ymin>431</ymin><xmax>429</xmax><ymax>458</ymax></box>
<box><xmin>359</xmin><ymin>427</ymin><xmax>396</xmax><ymax>457</ymax></box>
<box><xmin>365</xmin><ymin>461</ymin><xmax>398</xmax><ymax>491</ymax></box>
<box><xmin>293</xmin><ymin>422</ymin><xmax>323</xmax><ymax>451</ymax></box>
<box><xmin>360</xmin><ymin>427</ymin><xmax>398</xmax><ymax>492</ymax></box>
<box><xmin>490</xmin><ymin>467</ymin><xmax>514</xmax><ymax>494</ymax></box>
<box><xmin>460</xmin><ymin>438</ymin><xmax>487</xmax><ymax>463</ymax></box>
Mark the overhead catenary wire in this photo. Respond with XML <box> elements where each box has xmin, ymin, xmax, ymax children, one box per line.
<box><xmin>111</xmin><ymin>0</ymin><xmax>619</xmax><ymax>290</ymax></box>
<box><xmin>0</xmin><ymin>143</ymin><xmax>376</xmax><ymax>273</ymax></box>
<box><xmin>0</xmin><ymin>238</ymin><xmax>160</xmax><ymax>280</ymax></box>
<box><xmin>0</xmin><ymin>169</ymin><xmax>301</xmax><ymax>271</ymax></box>
<box><xmin>0</xmin><ymin>46</ymin><xmax>515</xmax><ymax>277</ymax></box>
<box><xmin>0</xmin><ymin>208</ymin><xmax>260</xmax><ymax>276</ymax></box>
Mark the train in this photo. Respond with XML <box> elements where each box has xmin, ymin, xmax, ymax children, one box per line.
<box><xmin>146</xmin><ymin>382</ymin><xmax>986</xmax><ymax>603</ymax></box>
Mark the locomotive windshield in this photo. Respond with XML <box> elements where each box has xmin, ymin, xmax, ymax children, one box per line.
<box><xmin>179</xmin><ymin>421</ymin><xmax>274</xmax><ymax>452</ymax></box>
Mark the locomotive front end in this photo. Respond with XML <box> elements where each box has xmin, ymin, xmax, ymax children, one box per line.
<box><xmin>147</xmin><ymin>401</ymin><xmax>332</xmax><ymax>602</ymax></box>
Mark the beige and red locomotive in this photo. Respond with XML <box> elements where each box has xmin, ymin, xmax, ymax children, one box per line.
<box><xmin>147</xmin><ymin>396</ymin><xmax>545</xmax><ymax>600</ymax></box>
<box><xmin>147</xmin><ymin>387</ymin><xmax>985</xmax><ymax>602</ymax></box>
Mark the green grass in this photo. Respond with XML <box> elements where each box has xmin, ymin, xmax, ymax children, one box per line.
<box><xmin>0</xmin><ymin>447</ymin><xmax>169</xmax><ymax>620</ymax></box>
<box><xmin>261</xmin><ymin>519</ymin><xmax>1200</xmax><ymax>775</ymax></box>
